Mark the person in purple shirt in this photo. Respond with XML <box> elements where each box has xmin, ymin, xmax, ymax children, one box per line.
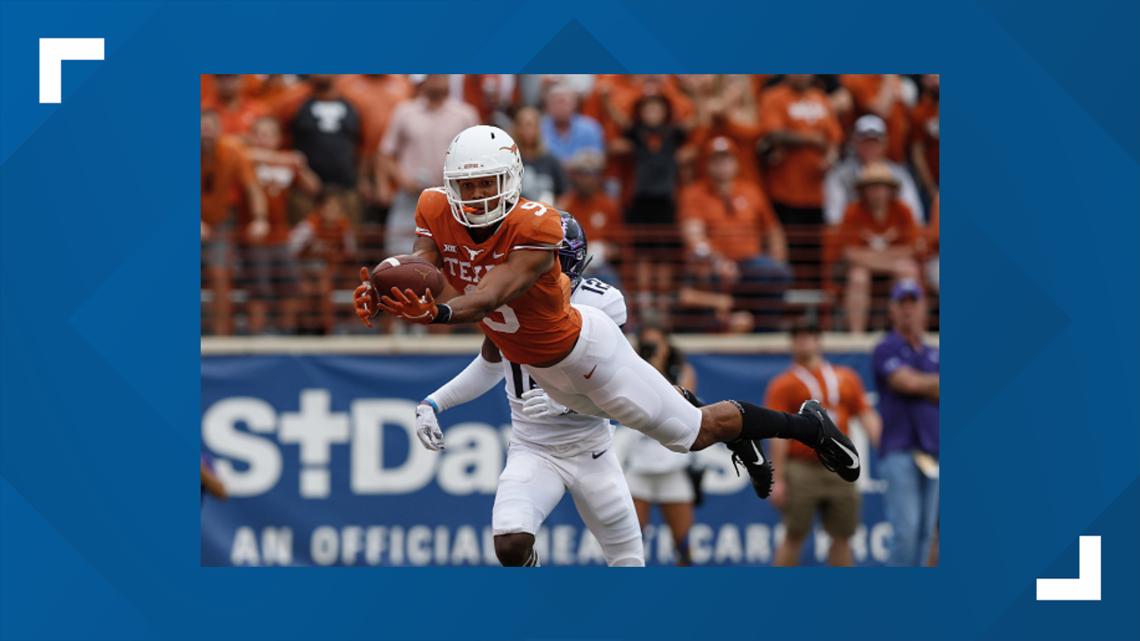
<box><xmin>873</xmin><ymin>279</ymin><xmax>940</xmax><ymax>566</ymax></box>
<box><xmin>539</xmin><ymin>83</ymin><xmax>604</xmax><ymax>165</ymax></box>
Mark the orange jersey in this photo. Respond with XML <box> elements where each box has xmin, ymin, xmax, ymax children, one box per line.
<box><xmin>764</xmin><ymin>362</ymin><xmax>870</xmax><ymax>461</ymax></box>
<box><xmin>201</xmin><ymin>135</ymin><xmax>256</xmax><ymax>226</ymax></box>
<box><xmin>413</xmin><ymin>189</ymin><xmax>582</xmax><ymax>365</ymax></box>
<box><xmin>247</xmin><ymin>156</ymin><xmax>297</xmax><ymax>245</ymax></box>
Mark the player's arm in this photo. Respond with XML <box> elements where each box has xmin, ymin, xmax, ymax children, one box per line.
<box><xmin>416</xmin><ymin>338</ymin><xmax>505</xmax><ymax>451</ymax></box>
<box><xmin>446</xmin><ymin>249</ymin><xmax>552</xmax><ymax>322</ymax></box>
<box><xmin>411</xmin><ymin>234</ymin><xmax>442</xmax><ymax>267</ymax></box>
<box><xmin>416</xmin><ymin>340</ymin><xmax>503</xmax><ymax>453</ymax></box>
<box><xmin>408</xmin><ymin>235</ymin><xmax>463</xmax><ymax>301</ymax></box>
<box><xmin>424</xmin><ymin>337</ymin><xmax>504</xmax><ymax>412</ymax></box>
<box><xmin>887</xmin><ymin>366</ymin><xmax>939</xmax><ymax>401</ymax></box>
<box><xmin>392</xmin><ymin>249</ymin><xmax>551</xmax><ymax>325</ymax></box>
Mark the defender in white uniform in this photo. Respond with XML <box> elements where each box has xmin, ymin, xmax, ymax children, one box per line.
<box><xmin>416</xmin><ymin>214</ymin><xmax>644</xmax><ymax>567</ymax></box>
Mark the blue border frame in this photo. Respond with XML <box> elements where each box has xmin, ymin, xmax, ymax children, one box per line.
<box><xmin>2</xmin><ymin>1</ymin><xmax>1138</xmax><ymax>639</ymax></box>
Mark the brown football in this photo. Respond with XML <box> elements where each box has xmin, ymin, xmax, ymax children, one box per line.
<box><xmin>370</xmin><ymin>255</ymin><xmax>445</xmax><ymax>300</ymax></box>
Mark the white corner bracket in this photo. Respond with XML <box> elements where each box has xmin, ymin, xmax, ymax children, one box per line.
<box><xmin>39</xmin><ymin>38</ymin><xmax>104</xmax><ymax>104</ymax></box>
<box><xmin>1036</xmin><ymin>535</ymin><xmax>1101</xmax><ymax>601</ymax></box>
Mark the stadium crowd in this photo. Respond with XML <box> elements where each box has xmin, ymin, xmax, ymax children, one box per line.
<box><xmin>201</xmin><ymin>74</ymin><xmax>940</xmax><ymax>336</ymax></box>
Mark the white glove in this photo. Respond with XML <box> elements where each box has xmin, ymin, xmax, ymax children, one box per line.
<box><xmin>415</xmin><ymin>403</ymin><xmax>445</xmax><ymax>451</ymax></box>
<box><xmin>520</xmin><ymin>387</ymin><xmax>571</xmax><ymax>419</ymax></box>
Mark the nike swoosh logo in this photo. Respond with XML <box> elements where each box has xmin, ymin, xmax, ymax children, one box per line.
<box><xmin>583</xmin><ymin>364</ymin><xmax>598</xmax><ymax>379</ymax></box>
<box><xmin>591</xmin><ymin>450</ymin><xmax>607</xmax><ymax>459</ymax></box>
<box><xmin>751</xmin><ymin>440</ymin><xmax>765</xmax><ymax>465</ymax></box>
<box><xmin>832</xmin><ymin>438</ymin><xmax>860</xmax><ymax>469</ymax></box>
<box><xmin>493</xmin><ymin>251</ymin><xmax>506</xmax><ymax>259</ymax></box>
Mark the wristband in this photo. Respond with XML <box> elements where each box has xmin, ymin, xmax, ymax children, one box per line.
<box><xmin>421</xmin><ymin>398</ymin><xmax>441</xmax><ymax>414</ymax></box>
<box><xmin>431</xmin><ymin>303</ymin><xmax>453</xmax><ymax>324</ymax></box>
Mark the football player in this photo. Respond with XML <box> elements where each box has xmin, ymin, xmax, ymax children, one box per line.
<box><xmin>416</xmin><ymin>213</ymin><xmax>644</xmax><ymax>566</ymax></box>
<box><xmin>354</xmin><ymin>125</ymin><xmax>860</xmax><ymax>510</ymax></box>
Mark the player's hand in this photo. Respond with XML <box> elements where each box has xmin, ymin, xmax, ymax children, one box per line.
<box><xmin>415</xmin><ymin>403</ymin><xmax>445</xmax><ymax>451</ymax></box>
<box><xmin>354</xmin><ymin>267</ymin><xmax>379</xmax><ymax>328</ymax></box>
<box><xmin>378</xmin><ymin>286</ymin><xmax>438</xmax><ymax>324</ymax></box>
<box><xmin>520</xmin><ymin>388</ymin><xmax>571</xmax><ymax>419</ymax></box>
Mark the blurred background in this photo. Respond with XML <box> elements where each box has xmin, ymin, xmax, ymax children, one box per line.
<box><xmin>200</xmin><ymin>73</ymin><xmax>939</xmax><ymax>336</ymax></box>
<box><xmin>201</xmin><ymin>74</ymin><xmax>940</xmax><ymax>567</ymax></box>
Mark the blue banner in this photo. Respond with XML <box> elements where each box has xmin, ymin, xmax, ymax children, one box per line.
<box><xmin>201</xmin><ymin>352</ymin><xmax>887</xmax><ymax>566</ymax></box>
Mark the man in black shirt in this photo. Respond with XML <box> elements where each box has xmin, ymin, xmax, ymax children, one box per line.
<box><xmin>290</xmin><ymin>75</ymin><xmax>362</xmax><ymax>205</ymax></box>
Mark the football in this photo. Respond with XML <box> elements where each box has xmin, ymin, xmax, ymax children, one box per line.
<box><xmin>370</xmin><ymin>254</ymin><xmax>445</xmax><ymax>300</ymax></box>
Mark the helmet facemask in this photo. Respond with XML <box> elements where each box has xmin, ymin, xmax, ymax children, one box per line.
<box><xmin>444</xmin><ymin>165</ymin><xmax>522</xmax><ymax>228</ymax></box>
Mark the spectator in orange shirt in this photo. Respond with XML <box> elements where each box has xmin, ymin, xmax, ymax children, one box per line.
<box><xmin>290</xmin><ymin>187</ymin><xmax>357</xmax><ymax>334</ymax></box>
<box><xmin>838</xmin><ymin>162</ymin><xmax>921</xmax><ymax>333</ymax></box>
<box><xmin>840</xmin><ymin>74</ymin><xmax>913</xmax><ymax>163</ymax></box>
<box><xmin>683</xmin><ymin>75</ymin><xmax>764</xmax><ymax>185</ymax></box>
<box><xmin>824</xmin><ymin>114</ymin><xmax>924</xmax><ymax>225</ymax></box>
<box><xmin>201</xmin><ymin>109</ymin><xmax>267</xmax><ymax>336</ymax></box>
<box><xmin>513</xmin><ymin>105</ymin><xmax>566</xmax><ymax>204</ymax></box>
<box><xmin>558</xmin><ymin>150</ymin><xmax>623</xmax><ymax>289</ymax></box>
<box><xmin>766</xmin><ymin>318</ymin><xmax>881</xmax><ymax>566</ymax></box>
<box><xmin>910</xmin><ymin>74</ymin><xmax>940</xmax><ymax>200</ymax></box>
<box><xmin>757</xmin><ymin>75</ymin><xmax>842</xmax><ymax>266</ymax></box>
<box><xmin>202</xmin><ymin>74</ymin><xmax>267</xmax><ymax>137</ymax></box>
<box><xmin>680</xmin><ymin>137</ymin><xmax>791</xmax><ymax>330</ymax></box>
<box><xmin>244</xmin><ymin>116</ymin><xmax>321</xmax><ymax>335</ymax></box>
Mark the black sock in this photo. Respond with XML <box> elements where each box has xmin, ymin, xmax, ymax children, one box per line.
<box><xmin>730</xmin><ymin>401</ymin><xmax>819</xmax><ymax>445</ymax></box>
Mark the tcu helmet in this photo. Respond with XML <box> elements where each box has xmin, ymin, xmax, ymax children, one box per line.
<box><xmin>558</xmin><ymin>211</ymin><xmax>590</xmax><ymax>281</ymax></box>
<box><xmin>442</xmin><ymin>125</ymin><xmax>524</xmax><ymax>228</ymax></box>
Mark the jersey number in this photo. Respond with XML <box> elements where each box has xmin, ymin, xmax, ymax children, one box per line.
<box><xmin>520</xmin><ymin>201</ymin><xmax>547</xmax><ymax>217</ymax></box>
<box><xmin>509</xmin><ymin>361</ymin><xmax>539</xmax><ymax>399</ymax></box>
<box><xmin>579</xmin><ymin>278</ymin><xmax>610</xmax><ymax>296</ymax></box>
<box><xmin>482</xmin><ymin>304</ymin><xmax>520</xmax><ymax>333</ymax></box>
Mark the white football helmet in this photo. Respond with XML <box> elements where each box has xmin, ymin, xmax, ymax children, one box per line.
<box><xmin>442</xmin><ymin>125</ymin><xmax>524</xmax><ymax>228</ymax></box>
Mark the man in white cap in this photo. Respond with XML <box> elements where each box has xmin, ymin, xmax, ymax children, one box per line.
<box><xmin>824</xmin><ymin>114</ymin><xmax>924</xmax><ymax>225</ymax></box>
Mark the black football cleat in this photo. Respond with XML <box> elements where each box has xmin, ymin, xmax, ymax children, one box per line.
<box><xmin>727</xmin><ymin>437</ymin><xmax>774</xmax><ymax>499</ymax></box>
<box><xmin>799</xmin><ymin>400</ymin><xmax>861</xmax><ymax>482</ymax></box>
